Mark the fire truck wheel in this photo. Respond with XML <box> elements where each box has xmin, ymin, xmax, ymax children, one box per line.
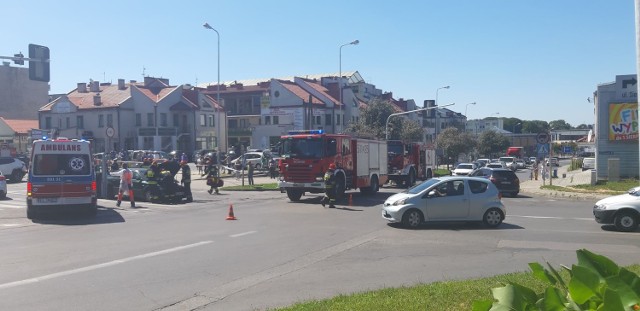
<box><xmin>371</xmin><ymin>175</ymin><xmax>379</xmax><ymax>193</ymax></box>
<box><xmin>426</xmin><ymin>169</ymin><xmax>433</xmax><ymax>179</ymax></box>
<box><xmin>286</xmin><ymin>189</ymin><xmax>303</xmax><ymax>201</ymax></box>
<box><xmin>405</xmin><ymin>170</ymin><xmax>416</xmax><ymax>188</ymax></box>
<box><xmin>335</xmin><ymin>175</ymin><xmax>346</xmax><ymax>200</ymax></box>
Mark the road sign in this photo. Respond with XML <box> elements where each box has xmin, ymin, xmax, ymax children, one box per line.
<box><xmin>536</xmin><ymin>132</ymin><xmax>550</xmax><ymax>144</ymax></box>
<box><xmin>106</xmin><ymin>127</ymin><xmax>115</xmax><ymax>138</ymax></box>
<box><xmin>563</xmin><ymin>146</ymin><xmax>572</xmax><ymax>153</ymax></box>
<box><xmin>536</xmin><ymin>143</ymin><xmax>549</xmax><ymax>154</ymax></box>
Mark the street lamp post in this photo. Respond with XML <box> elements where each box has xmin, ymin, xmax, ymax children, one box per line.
<box><xmin>512</xmin><ymin>122</ymin><xmax>521</xmax><ymax>145</ymax></box>
<box><xmin>434</xmin><ymin>86</ymin><xmax>449</xmax><ymax>169</ymax></box>
<box><xmin>386</xmin><ymin>103</ymin><xmax>455</xmax><ymax>140</ymax></box>
<box><xmin>465</xmin><ymin>102</ymin><xmax>476</xmax><ymax>132</ymax></box>
<box><xmin>203</xmin><ymin>22</ymin><xmax>222</xmax><ymax>170</ymax></box>
<box><xmin>337</xmin><ymin>39</ymin><xmax>359</xmax><ymax>134</ymax></box>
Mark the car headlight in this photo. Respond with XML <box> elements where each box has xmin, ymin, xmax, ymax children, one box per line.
<box><xmin>392</xmin><ymin>198</ymin><xmax>407</xmax><ymax>206</ymax></box>
<box><xmin>594</xmin><ymin>204</ymin><xmax>606</xmax><ymax>210</ymax></box>
<box><xmin>315</xmin><ymin>176</ymin><xmax>324</xmax><ymax>182</ymax></box>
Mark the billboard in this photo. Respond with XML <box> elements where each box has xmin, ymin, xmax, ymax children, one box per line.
<box><xmin>608</xmin><ymin>103</ymin><xmax>638</xmax><ymax>141</ymax></box>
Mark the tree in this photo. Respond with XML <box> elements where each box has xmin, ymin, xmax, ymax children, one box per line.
<box><xmin>549</xmin><ymin>119</ymin><xmax>572</xmax><ymax>130</ymax></box>
<box><xmin>436</xmin><ymin>127</ymin><xmax>476</xmax><ymax>166</ymax></box>
<box><xmin>521</xmin><ymin>120</ymin><xmax>550</xmax><ymax>134</ymax></box>
<box><xmin>503</xmin><ymin>118</ymin><xmax>523</xmax><ymax>134</ymax></box>
<box><xmin>346</xmin><ymin>98</ymin><xmax>424</xmax><ymax>141</ymax></box>
<box><xmin>476</xmin><ymin>130</ymin><xmax>511</xmax><ymax>159</ymax></box>
<box><xmin>576</xmin><ymin>123</ymin><xmax>592</xmax><ymax>129</ymax></box>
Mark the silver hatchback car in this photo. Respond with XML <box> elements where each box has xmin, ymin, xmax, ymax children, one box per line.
<box><xmin>382</xmin><ymin>176</ymin><xmax>506</xmax><ymax>228</ymax></box>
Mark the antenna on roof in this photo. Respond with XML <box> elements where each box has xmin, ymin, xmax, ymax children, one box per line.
<box><xmin>142</xmin><ymin>66</ymin><xmax>146</xmax><ymax>78</ymax></box>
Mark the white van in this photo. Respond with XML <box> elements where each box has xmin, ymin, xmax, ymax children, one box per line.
<box><xmin>27</xmin><ymin>138</ymin><xmax>97</xmax><ymax>219</ymax></box>
<box><xmin>582</xmin><ymin>157</ymin><xmax>595</xmax><ymax>171</ymax></box>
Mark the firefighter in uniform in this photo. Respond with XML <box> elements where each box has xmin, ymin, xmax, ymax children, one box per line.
<box><xmin>146</xmin><ymin>161</ymin><xmax>161</xmax><ymax>201</ymax></box>
<box><xmin>180</xmin><ymin>161</ymin><xmax>193</xmax><ymax>202</ymax></box>
<box><xmin>322</xmin><ymin>163</ymin><xmax>337</xmax><ymax>208</ymax></box>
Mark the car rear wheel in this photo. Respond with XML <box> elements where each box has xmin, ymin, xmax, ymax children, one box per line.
<box><xmin>483</xmin><ymin>208</ymin><xmax>503</xmax><ymax>228</ymax></box>
<box><xmin>144</xmin><ymin>190</ymin><xmax>154</xmax><ymax>202</ymax></box>
<box><xmin>401</xmin><ymin>209</ymin><xmax>423</xmax><ymax>228</ymax></box>
<box><xmin>10</xmin><ymin>169</ymin><xmax>23</xmax><ymax>183</ymax></box>
<box><xmin>286</xmin><ymin>189</ymin><xmax>303</xmax><ymax>201</ymax></box>
<box><xmin>614</xmin><ymin>211</ymin><xmax>638</xmax><ymax>232</ymax></box>
<box><xmin>27</xmin><ymin>206</ymin><xmax>37</xmax><ymax>219</ymax></box>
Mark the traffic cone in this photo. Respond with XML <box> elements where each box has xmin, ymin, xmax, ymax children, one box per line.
<box><xmin>226</xmin><ymin>204</ymin><xmax>237</xmax><ymax>220</ymax></box>
<box><xmin>349</xmin><ymin>194</ymin><xmax>353</xmax><ymax>206</ymax></box>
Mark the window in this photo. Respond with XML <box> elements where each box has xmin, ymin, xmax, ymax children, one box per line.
<box><xmin>208</xmin><ymin>115</ymin><xmax>214</xmax><ymax>127</ymax></box>
<box><xmin>315</xmin><ymin>116</ymin><xmax>321</xmax><ymax>125</ymax></box>
<box><xmin>77</xmin><ymin>116</ymin><xmax>84</xmax><ymax>129</ymax></box>
<box><xmin>173</xmin><ymin>114</ymin><xmax>179</xmax><ymax>127</ymax></box>
<box><xmin>45</xmin><ymin>117</ymin><xmax>51</xmax><ymax>129</ymax></box>
<box><xmin>66</xmin><ymin>117</ymin><xmax>70</xmax><ymax>129</ymax></box>
<box><xmin>265</xmin><ymin>116</ymin><xmax>271</xmax><ymax>125</ymax></box>
<box><xmin>469</xmin><ymin>180</ymin><xmax>488</xmax><ymax>194</ymax></box>
<box><xmin>136</xmin><ymin>113</ymin><xmax>141</xmax><ymax>126</ymax></box>
<box><xmin>99</xmin><ymin>115</ymin><xmax>104</xmax><ymax>128</ymax></box>
<box><xmin>160</xmin><ymin>113</ymin><xmax>167</xmax><ymax>126</ymax></box>
<box><xmin>200</xmin><ymin>114</ymin><xmax>206</xmax><ymax>126</ymax></box>
<box><xmin>107</xmin><ymin>114</ymin><xmax>113</xmax><ymax>127</ymax></box>
<box><xmin>273</xmin><ymin>116</ymin><xmax>279</xmax><ymax>125</ymax></box>
<box><xmin>325</xmin><ymin>114</ymin><xmax>332</xmax><ymax>126</ymax></box>
<box><xmin>147</xmin><ymin>113</ymin><xmax>154</xmax><ymax>127</ymax></box>
<box><xmin>337</xmin><ymin>114</ymin><xmax>341</xmax><ymax>125</ymax></box>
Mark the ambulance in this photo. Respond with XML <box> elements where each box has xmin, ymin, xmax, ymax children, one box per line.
<box><xmin>27</xmin><ymin>138</ymin><xmax>97</xmax><ymax>219</ymax></box>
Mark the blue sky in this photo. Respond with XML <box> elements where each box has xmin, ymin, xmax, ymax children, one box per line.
<box><xmin>3</xmin><ymin>1</ymin><xmax>636</xmax><ymax>126</ymax></box>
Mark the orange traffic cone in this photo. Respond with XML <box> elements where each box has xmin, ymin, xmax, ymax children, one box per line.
<box><xmin>226</xmin><ymin>204</ymin><xmax>237</xmax><ymax>220</ymax></box>
<box><xmin>349</xmin><ymin>194</ymin><xmax>353</xmax><ymax>206</ymax></box>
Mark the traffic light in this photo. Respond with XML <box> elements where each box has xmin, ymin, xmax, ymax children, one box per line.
<box><xmin>28</xmin><ymin>44</ymin><xmax>50</xmax><ymax>82</ymax></box>
<box><xmin>13</xmin><ymin>53</ymin><xmax>24</xmax><ymax>65</ymax></box>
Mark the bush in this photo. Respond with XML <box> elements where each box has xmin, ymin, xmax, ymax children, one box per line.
<box><xmin>473</xmin><ymin>249</ymin><xmax>640</xmax><ymax>311</ymax></box>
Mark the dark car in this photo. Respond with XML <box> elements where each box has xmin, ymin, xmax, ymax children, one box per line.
<box><xmin>469</xmin><ymin>167</ymin><xmax>520</xmax><ymax>197</ymax></box>
<box><xmin>105</xmin><ymin>167</ymin><xmax>186</xmax><ymax>203</ymax></box>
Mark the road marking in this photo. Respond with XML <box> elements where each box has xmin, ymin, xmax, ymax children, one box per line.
<box><xmin>230</xmin><ymin>231</ymin><xmax>257</xmax><ymax>238</ymax></box>
<box><xmin>1</xmin><ymin>224</ymin><xmax>21</xmax><ymax>227</ymax></box>
<box><xmin>498</xmin><ymin>239</ymin><xmax>640</xmax><ymax>254</ymax></box>
<box><xmin>0</xmin><ymin>240</ymin><xmax>213</xmax><ymax>290</ymax></box>
<box><xmin>510</xmin><ymin>215</ymin><xmax>593</xmax><ymax>221</ymax></box>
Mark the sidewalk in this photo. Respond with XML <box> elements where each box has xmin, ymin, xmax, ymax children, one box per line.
<box><xmin>183</xmin><ymin>164</ymin><xmax>277</xmax><ymax>187</ymax></box>
<box><xmin>519</xmin><ymin>164</ymin><xmax>609</xmax><ymax>201</ymax></box>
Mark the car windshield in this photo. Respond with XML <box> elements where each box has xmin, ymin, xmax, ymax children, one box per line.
<box><xmin>405</xmin><ymin>178</ymin><xmax>440</xmax><ymax>194</ymax></box>
<box><xmin>281</xmin><ymin>137</ymin><xmax>325</xmax><ymax>159</ymax></box>
<box><xmin>499</xmin><ymin>157</ymin><xmax>514</xmax><ymax>163</ymax></box>
<box><xmin>387</xmin><ymin>143</ymin><xmax>403</xmax><ymax>155</ymax></box>
<box><xmin>457</xmin><ymin>164</ymin><xmax>473</xmax><ymax>170</ymax></box>
<box><xmin>32</xmin><ymin>154</ymin><xmax>92</xmax><ymax>176</ymax></box>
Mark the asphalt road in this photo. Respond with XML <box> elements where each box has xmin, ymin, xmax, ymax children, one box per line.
<box><xmin>0</xmin><ymin>173</ymin><xmax>638</xmax><ymax>311</ymax></box>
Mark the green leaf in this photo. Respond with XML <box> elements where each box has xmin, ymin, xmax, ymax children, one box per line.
<box><xmin>491</xmin><ymin>283</ymin><xmax>538</xmax><ymax>310</ymax></box>
<box><xmin>600</xmin><ymin>288</ymin><xmax>625</xmax><ymax>311</ymax></box>
<box><xmin>548</xmin><ymin>262</ymin><xmax>569</xmax><ymax>291</ymax></box>
<box><xmin>618</xmin><ymin>267</ymin><xmax>640</xmax><ymax>296</ymax></box>
<box><xmin>537</xmin><ymin>287</ymin><xmax>568</xmax><ymax>311</ymax></box>
<box><xmin>530</xmin><ymin>262</ymin><xmax>557</xmax><ymax>285</ymax></box>
<box><xmin>568</xmin><ymin>265</ymin><xmax>602</xmax><ymax>304</ymax></box>
<box><xmin>472</xmin><ymin>299</ymin><xmax>493</xmax><ymax>311</ymax></box>
<box><xmin>604</xmin><ymin>275</ymin><xmax>640</xmax><ymax>308</ymax></box>
<box><xmin>576</xmin><ymin>249</ymin><xmax>619</xmax><ymax>279</ymax></box>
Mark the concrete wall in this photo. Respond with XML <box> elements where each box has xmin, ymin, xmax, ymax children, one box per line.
<box><xmin>0</xmin><ymin>64</ymin><xmax>48</xmax><ymax>119</ymax></box>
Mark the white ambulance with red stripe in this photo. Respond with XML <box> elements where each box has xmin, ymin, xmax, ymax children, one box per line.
<box><xmin>27</xmin><ymin>138</ymin><xmax>97</xmax><ymax>219</ymax></box>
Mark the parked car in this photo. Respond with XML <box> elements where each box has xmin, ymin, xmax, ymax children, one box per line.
<box><xmin>593</xmin><ymin>186</ymin><xmax>640</xmax><ymax>232</ymax></box>
<box><xmin>230</xmin><ymin>152</ymin><xmax>265</xmax><ymax>170</ymax></box>
<box><xmin>469</xmin><ymin>167</ymin><xmax>520</xmax><ymax>197</ymax></box>
<box><xmin>476</xmin><ymin>159</ymin><xmax>489</xmax><ymax>167</ymax></box>
<box><xmin>0</xmin><ymin>171</ymin><xmax>7</xmax><ymax>199</ymax></box>
<box><xmin>515</xmin><ymin>159</ymin><xmax>525</xmax><ymax>169</ymax></box>
<box><xmin>381</xmin><ymin>176</ymin><xmax>506</xmax><ymax>229</ymax></box>
<box><xmin>582</xmin><ymin>157</ymin><xmax>595</xmax><ymax>171</ymax></box>
<box><xmin>105</xmin><ymin>167</ymin><xmax>186</xmax><ymax>203</ymax></box>
<box><xmin>546</xmin><ymin>157</ymin><xmax>559</xmax><ymax>167</ymax></box>
<box><xmin>451</xmin><ymin>163</ymin><xmax>476</xmax><ymax>176</ymax></box>
<box><xmin>0</xmin><ymin>157</ymin><xmax>28</xmax><ymax>182</ymax></box>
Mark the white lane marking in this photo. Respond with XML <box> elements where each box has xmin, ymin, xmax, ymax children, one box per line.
<box><xmin>510</xmin><ymin>215</ymin><xmax>593</xmax><ymax>221</ymax></box>
<box><xmin>0</xmin><ymin>240</ymin><xmax>213</xmax><ymax>290</ymax></box>
<box><xmin>498</xmin><ymin>239</ymin><xmax>640</xmax><ymax>254</ymax></box>
<box><xmin>230</xmin><ymin>231</ymin><xmax>257</xmax><ymax>238</ymax></box>
<box><xmin>1</xmin><ymin>224</ymin><xmax>21</xmax><ymax>227</ymax></box>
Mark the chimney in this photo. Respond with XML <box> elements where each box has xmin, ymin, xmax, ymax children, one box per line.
<box><xmin>93</xmin><ymin>93</ymin><xmax>102</xmax><ymax>106</ymax></box>
<box><xmin>77</xmin><ymin>83</ymin><xmax>87</xmax><ymax>93</ymax></box>
<box><xmin>90</xmin><ymin>81</ymin><xmax>100</xmax><ymax>92</ymax></box>
<box><xmin>118</xmin><ymin>79</ymin><xmax>125</xmax><ymax>90</ymax></box>
<box><xmin>129</xmin><ymin>80</ymin><xmax>137</xmax><ymax>84</ymax></box>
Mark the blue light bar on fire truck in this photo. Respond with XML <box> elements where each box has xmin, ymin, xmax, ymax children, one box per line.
<box><xmin>287</xmin><ymin>130</ymin><xmax>324</xmax><ymax>135</ymax></box>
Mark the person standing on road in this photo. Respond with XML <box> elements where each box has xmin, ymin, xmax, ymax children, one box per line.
<box><xmin>180</xmin><ymin>161</ymin><xmax>193</xmax><ymax>202</ymax></box>
<box><xmin>247</xmin><ymin>162</ymin><xmax>255</xmax><ymax>185</ymax></box>
<box><xmin>116</xmin><ymin>163</ymin><xmax>135</xmax><ymax>208</ymax></box>
<box><xmin>203</xmin><ymin>160</ymin><xmax>220</xmax><ymax>194</ymax></box>
<box><xmin>322</xmin><ymin>163</ymin><xmax>337</xmax><ymax>208</ymax></box>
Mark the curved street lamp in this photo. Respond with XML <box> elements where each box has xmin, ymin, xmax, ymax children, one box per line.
<box><xmin>386</xmin><ymin>103</ymin><xmax>455</xmax><ymax>140</ymax></box>
<box><xmin>203</xmin><ymin>22</ymin><xmax>222</xmax><ymax>169</ymax></box>
<box><xmin>337</xmin><ymin>39</ymin><xmax>359</xmax><ymax>133</ymax></box>
<box><xmin>434</xmin><ymin>86</ymin><xmax>450</xmax><ymax>168</ymax></box>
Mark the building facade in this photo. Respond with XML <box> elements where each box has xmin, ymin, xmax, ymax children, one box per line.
<box><xmin>0</xmin><ymin>63</ymin><xmax>49</xmax><ymax>120</ymax></box>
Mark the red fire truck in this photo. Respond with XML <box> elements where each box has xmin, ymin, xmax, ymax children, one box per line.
<box><xmin>386</xmin><ymin>140</ymin><xmax>436</xmax><ymax>187</ymax></box>
<box><xmin>278</xmin><ymin>130</ymin><xmax>388</xmax><ymax>202</ymax></box>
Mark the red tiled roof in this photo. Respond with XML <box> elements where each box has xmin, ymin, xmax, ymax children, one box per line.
<box><xmin>1</xmin><ymin>118</ymin><xmax>39</xmax><ymax>134</ymax></box>
<box><xmin>40</xmin><ymin>82</ymin><xmax>132</xmax><ymax>111</ymax></box>
<box><xmin>298</xmin><ymin>78</ymin><xmax>340</xmax><ymax>106</ymax></box>
<box><xmin>134</xmin><ymin>84</ymin><xmax>176</xmax><ymax>103</ymax></box>
<box><xmin>278</xmin><ymin>80</ymin><xmax>324</xmax><ymax>105</ymax></box>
